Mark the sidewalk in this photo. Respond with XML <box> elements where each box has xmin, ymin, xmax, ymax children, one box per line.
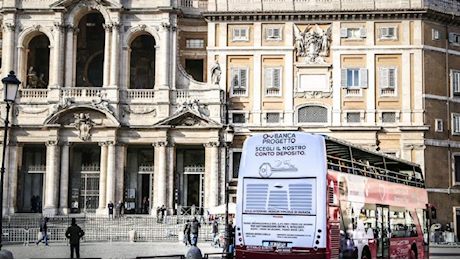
<box><xmin>3</xmin><ymin>241</ymin><xmax>222</xmax><ymax>259</ymax></box>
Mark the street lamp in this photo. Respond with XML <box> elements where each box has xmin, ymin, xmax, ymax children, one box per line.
<box><xmin>224</xmin><ymin>125</ymin><xmax>234</xmax><ymax>258</ymax></box>
<box><xmin>0</xmin><ymin>71</ymin><xmax>20</xmax><ymax>250</ymax></box>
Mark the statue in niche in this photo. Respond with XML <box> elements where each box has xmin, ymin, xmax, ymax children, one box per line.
<box><xmin>210</xmin><ymin>60</ymin><xmax>221</xmax><ymax>85</ymax></box>
<box><xmin>293</xmin><ymin>24</ymin><xmax>332</xmax><ymax>64</ymax></box>
<box><xmin>72</xmin><ymin>113</ymin><xmax>95</xmax><ymax>141</ymax></box>
<box><xmin>26</xmin><ymin>67</ymin><xmax>47</xmax><ymax>89</ymax></box>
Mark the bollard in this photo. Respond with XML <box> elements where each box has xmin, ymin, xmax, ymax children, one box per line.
<box><xmin>129</xmin><ymin>230</ymin><xmax>137</xmax><ymax>243</ymax></box>
<box><xmin>185</xmin><ymin>246</ymin><xmax>202</xmax><ymax>259</ymax></box>
<box><xmin>0</xmin><ymin>249</ymin><xmax>14</xmax><ymax>259</ymax></box>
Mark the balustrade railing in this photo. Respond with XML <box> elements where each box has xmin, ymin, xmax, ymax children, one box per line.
<box><xmin>81</xmin><ymin>164</ymin><xmax>101</xmax><ymax>172</ymax></box>
<box><xmin>61</xmin><ymin>87</ymin><xmax>106</xmax><ymax>99</ymax></box>
<box><xmin>27</xmin><ymin>165</ymin><xmax>46</xmax><ymax>173</ymax></box>
<box><xmin>19</xmin><ymin>89</ymin><xmax>49</xmax><ymax>99</ymax></box>
<box><xmin>345</xmin><ymin>88</ymin><xmax>362</xmax><ymax>97</ymax></box>
<box><xmin>183</xmin><ymin>165</ymin><xmax>205</xmax><ymax>173</ymax></box>
<box><xmin>173</xmin><ymin>89</ymin><xmax>223</xmax><ymax>104</ymax></box>
<box><xmin>139</xmin><ymin>165</ymin><xmax>155</xmax><ymax>173</ymax></box>
<box><xmin>124</xmin><ymin>89</ymin><xmax>156</xmax><ymax>100</ymax></box>
<box><xmin>381</xmin><ymin>88</ymin><xmax>396</xmax><ymax>97</ymax></box>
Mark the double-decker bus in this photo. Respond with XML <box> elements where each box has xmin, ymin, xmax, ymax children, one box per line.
<box><xmin>235</xmin><ymin>132</ymin><xmax>436</xmax><ymax>259</ymax></box>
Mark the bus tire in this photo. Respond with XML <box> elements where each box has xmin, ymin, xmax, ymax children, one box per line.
<box><xmin>411</xmin><ymin>244</ymin><xmax>418</xmax><ymax>259</ymax></box>
<box><xmin>361</xmin><ymin>247</ymin><xmax>371</xmax><ymax>259</ymax></box>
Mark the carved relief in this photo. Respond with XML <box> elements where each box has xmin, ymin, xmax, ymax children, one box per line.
<box><xmin>122</xmin><ymin>105</ymin><xmax>156</xmax><ymax>115</ymax></box>
<box><xmin>72</xmin><ymin>113</ymin><xmax>95</xmax><ymax>141</ymax></box>
<box><xmin>174</xmin><ymin>100</ymin><xmax>209</xmax><ymax>117</ymax></box>
<box><xmin>293</xmin><ymin>24</ymin><xmax>331</xmax><ymax>64</ymax></box>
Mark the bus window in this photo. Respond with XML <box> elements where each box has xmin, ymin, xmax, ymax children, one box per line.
<box><xmin>389</xmin><ymin>207</ymin><xmax>418</xmax><ymax>238</ymax></box>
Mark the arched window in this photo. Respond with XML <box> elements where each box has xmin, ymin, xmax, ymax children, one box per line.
<box><xmin>297</xmin><ymin>106</ymin><xmax>328</xmax><ymax>123</ymax></box>
<box><xmin>129</xmin><ymin>35</ymin><xmax>156</xmax><ymax>89</ymax></box>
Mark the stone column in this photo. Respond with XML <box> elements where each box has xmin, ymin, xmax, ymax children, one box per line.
<box><xmin>64</xmin><ymin>26</ymin><xmax>76</xmax><ymax>88</ymax></box>
<box><xmin>97</xmin><ymin>142</ymin><xmax>108</xmax><ymax>215</ymax></box>
<box><xmin>44</xmin><ymin>141</ymin><xmax>60</xmax><ymax>216</ymax></box>
<box><xmin>0</xmin><ymin>142</ymin><xmax>9</xmax><ymax>216</ymax></box>
<box><xmin>52</xmin><ymin>22</ymin><xmax>64</xmax><ymax>87</ymax></box>
<box><xmin>110</xmin><ymin>23</ymin><xmax>120</xmax><ymax>87</ymax></box>
<box><xmin>167</xmin><ymin>142</ymin><xmax>175</xmax><ymax>214</ymax></box>
<box><xmin>158</xmin><ymin>23</ymin><xmax>170</xmax><ymax>88</ymax></box>
<box><xmin>103</xmin><ymin>24</ymin><xmax>112</xmax><ymax>87</ymax></box>
<box><xmin>59</xmin><ymin>142</ymin><xmax>70</xmax><ymax>214</ymax></box>
<box><xmin>106</xmin><ymin>141</ymin><xmax>116</xmax><ymax>206</ymax></box>
<box><xmin>205</xmin><ymin>142</ymin><xmax>219</xmax><ymax>208</ymax></box>
<box><xmin>1</xmin><ymin>22</ymin><xmax>15</xmax><ymax>78</ymax></box>
<box><xmin>115</xmin><ymin>143</ymin><xmax>126</xmax><ymax>204</ymax></box>
<box><xmin>8</xmin><ymin>143</ymin><xmax>20</xmax><ymax>215</ymax></box>
<box><xmin>153</xmin><ymin>142</ymin><xmax>167</xmax><ymax>215</ymax></box>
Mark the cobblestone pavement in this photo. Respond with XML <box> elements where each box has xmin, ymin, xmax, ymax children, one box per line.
<box><xmin>3</xmin><ymin>241</ymin><xmax>223</xmax><ymax>259</ymax></box>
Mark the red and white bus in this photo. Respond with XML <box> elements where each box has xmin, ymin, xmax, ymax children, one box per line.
<box><xmin>235</xmin><ymin>132</ymin><xmax>436</xmax><ymax>259</ymax></box>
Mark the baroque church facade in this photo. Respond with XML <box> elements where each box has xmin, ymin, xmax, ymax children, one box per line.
<box><xmin>2</xmin><ymin>0</ymin><xmax>460</xmax><ymax>233</ymax></box>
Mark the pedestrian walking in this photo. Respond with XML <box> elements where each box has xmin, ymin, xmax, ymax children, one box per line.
<box><xmin>212</xmin><ymin>220</ymin><xmax>219</xmax><ymax>247</ymax></box>
<box><xmin>142</xmin><ymin>197</ymin><xmax>149</xmax><ymax>214</ymax></box>
<box><xmin>116</xmin><ymin>201</ymin><xmax>124</xmax><ymax>218</ymax></box>
<box><xmin>65</xmin><ymin>218</ymin><xmax>85</xmax><ymax>259</ymax></box>
<box><xmin>108</xmin><ymin>201</ymin><xmax>114</xmax><ymax>219</ymax></box>
<box><xmin>160</xmin><ymin>205</ymin><xmax>166</xmax><ymax>223</ymax></box>
<box><xmin>183</xmin><ymin>220</ymin><xmax>191</xmax><ymax>246</ymax></box>
<box><xmin>190</xmin><ymin>216</ymin><xmax>201</xmax><ymax>246</ymax></box>
<box><xmin>156</xmin><ymin>207</ymin><xmax>161</xmax><ymax>223</ymax></box>
<box><xmin>35</xmin><ymin>217</ymin><xmax>49</xmax><ymax>246</ymax></box>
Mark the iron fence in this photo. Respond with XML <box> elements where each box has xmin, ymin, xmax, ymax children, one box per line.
<box><xmin>1</xmin><ymin>215</ymin><xmax>222</xmax><ymax>245</ymax></box>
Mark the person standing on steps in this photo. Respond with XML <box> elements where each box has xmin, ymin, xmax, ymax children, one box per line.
<box><xmin>65</xmin><ymin>218</ymin><xmax>85</xmax><ymax>259</ymax></box>
<box><xmin>36</xmin><ymin>217</ymin><xmax>49</xmax><ymax>246</ymax></box>
<box><xmin>190</xmin><ymin>216</ymin><xmax>201</xmax><ymax>246</ymax></box>
<box><xmin>108</xmin><ymin>201</ymin><xmax>114</xmax><ymax>219</ymax></box>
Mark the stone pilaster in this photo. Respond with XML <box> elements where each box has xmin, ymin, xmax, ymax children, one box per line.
<box><xmin>153</xmin><ymin>141</ymin><xmax>167</xmax><ymax>216</ymax></box>
<box><xmin>205</xmin><ymin>142</ymin><xmax>219</xmax><ymax>208</ymax></box>
<box><xmin>64</xmin><ymin>26</ymin><xmax>77</xmax><ymax>88</ymax></box>
<box><xmin>110</xmin><ymin>23</ymin><xmax>120</xmax><ymax>87</ymax></box>
<box><xmin>96</xmin><ymin>142</ymin><xmax>108</xmax><ymax>216</ymax></box>
<box><xmin>115</xmin><ymin>143</ymin><xmax>126</xmax><ymax>204</ymax></box>
<box><xmin>59</xmin><ymin>142</ymin><xmax>70</xmax><ymax>214</ymax></box>
<box><xmin>106</xmin><ymin>141</ymin><xmax>116</xmax><ymax>206</ymax></box>
<box><xmin>103</xmin><ymin>24</ymin><xmax>112</xmax><ymax>87</ymax></box>
<box><xmin>167</xmin><ymin>141</ymin><xmax>175</xmax><ymax>214</ymax></box>
<box><xmin>0</xmin><ymin>142</ymin><xmax>9</xmax><ymax>216</ymax></box>
<box><xmin>1</xmin><ymin>22</ymin><xmax>15</xmax><ymax>78</ymax></box>
<box><xmin>158</xmin><ymin>23</ymin><xmax>170</xmax><ymax>88</ymax></box>
<box><xmin>44</xmin><ymin>141</ymin><xmax>60</xmax><ymax>216</ymax></box>
<box><xmin>52</xmin><ymin>22</ymin><xmax>64</xmax><ymax>87</ymax></box>
<box><xmin>8</xmin><ymin>143</ymin><xmax>20</xmax><ymax>215</ymax></box>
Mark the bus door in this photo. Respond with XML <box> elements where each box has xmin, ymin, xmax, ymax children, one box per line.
<box><xmin>376</xmin><ymin>205</ymin><xmax>390</xmax><ymax>258</ymax></box>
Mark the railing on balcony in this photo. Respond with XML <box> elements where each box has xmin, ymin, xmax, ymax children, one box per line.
<box><xmin>81</xmin><ymin>164</ymin><xmax>101</xmax><ymax>173</ymax></box>
<box><xmin>183</xmin><ymin>165</ymin><xmax>205</xmax><ymax>174</ymax></box>
<box><xmin>27</xmin><ymin>165</ymin><xmax>46</xmax><ymax>173</ymax></box>
<box><xmin>345</xmin><ymin>88</ymin><xmax>362</xmax><ymax>97</ymax></box>
<box><xmin>138</xmin><ymin>165</ymin><xmax>155</xmax><ymax>173</ymax></box>
<box><xmin>123</xmin><ymin>89</ymin><xmax>156</xmax><ymax>100</ymax></box>
<box><xmin>19</xmin><ymin>89</ymin><xmax>49</xmax><ymax>99</ymax></box>
<box><xmin>179</xmin><ymin>0</ymin><xmax>208</xmax><ymax>14</ymax></box>
<box><xmin>61</xmin><ymin>87</ymin><xmax>106</xmax><ymax>99</ymax></box>
<box><xmin>172</xmin><ymin>89</ymin><xmax>224</xmax><ymax>104</ymax></box>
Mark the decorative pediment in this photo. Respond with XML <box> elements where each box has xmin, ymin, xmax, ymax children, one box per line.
<box><xmin>50</xmin><ymin>0</ymin><xmax>122</xmax><ymax>9</ymax></box>
<box><xmin>153</xmin><ymin>100</ymin><xmax>221</xmax><ymax>128</ymax></box>
<box><xmin>44</xmin><ymin>103</ymin><xmax>120</xmax><ymax>127</ymax></box>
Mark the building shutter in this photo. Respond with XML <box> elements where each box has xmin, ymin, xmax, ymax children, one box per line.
<box><xmin>341</xmin><ymin>68</ymin><xmax>348</xmax><ymax>88</ymax></box>
<box><xmin>359</xmin><ymin>27</ymin><xmax>367</xmax><ymax>38</ymax></box>
<box><xmin>360</xmin><ymin>68</ymin><xmax>368</xmax><ymax>88</ymax></box>
<box><xmin>266</xmin><ymin>28</ymin><xmax>273</xmax><ymax>39</ymax></box>
<box><xmin>264</xmin><ymin>68</ymin><xmax>273</xmax><ymax>88</ymax></box>
<box><xmin>273</xmin><ymin>28</ymin><xmax>281</xmax><ymax>39</ymax></box>
<box><xmin>273</xmin><ymin>68</ymin><xmax>281</xmax><ymax>89</ymax></box>
<box><xmin>449</xmin><ymin>33</ymin><xmax>455</xmax><ymax>43</ymax></box>
<box><xmin>233</xmin><ymin>28</ymin><xmax>240</xmax><ymax>40</ymax></box>
<box><xmin>389</xmin><ymin>68</ymin><xmax>396</xmax><ymax>88</ymax></box>
<box><xmin>380</xmin><ymin>68</ymin><xmax>389</xmax><ymax>88</ymax></box>
<box><xmin>388</xmin><ymin>27</ymin><xmax>395</xmax><ymax>37</ymax></box>
<box><xmin>380</xmin><ymin>27</ymin><xmax>388</xmax><ymax>38</ymax></box>
<box><xmin>231</xmin><ymin>68</ymin><xmax>239</xmax><ymax>88</ymax></box>
<box><xmin>240</xmin><ymin>69</ymin><xmax>248</xmax><ymax>89</ymax></box>
<box><xmin>240</xmin><ymin>29</ymin><xmax>247</xmax><ymax>39</ymax></box>
<box><xmin>340</xmin><ymin>28</ymin><xmax>348</xmax><ymax>38</ymax></box>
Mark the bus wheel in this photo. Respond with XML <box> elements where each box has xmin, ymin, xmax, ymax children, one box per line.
<box><xmin>361</xmin><ymin>248</ymin><xmax>371</xmax><ymax>259</ymax></box>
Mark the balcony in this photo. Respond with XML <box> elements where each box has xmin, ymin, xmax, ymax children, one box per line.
<box><xmin>179</xmin><ymin>0</ymin><xmax>208</xmax><ymax>16</ymax></box>
<box><xmin>27</xmin><ymin>165</ymin><xmax>46</xmax><ymax>173</ymax></box>
<box><xmin>172</xmin><ymin>89</ymin><xmax>223</xmax><ymax>104</ymax></box>
<box><xmin>18</xmin><ymin>89</ymin><xmax>49</xmax><ymax>100</ymax></box>
<box><xmin>138</xmin><ymin>164</ymin><xmax>155</xmax><ymax>173</ymax></box>
<box><xmin>61</xmin><ymin>87</ymin><xmax>107</xmax><ymax>100</ymax></box>
<box><xmin>121</xmin><ymin>89</ymin><xmax>156</xmax><ymax>102</ymax></box>
<box><xmin>184</xmin><ymin>165</ymin><xmax>205</xmax><ymax>174</ymax></box>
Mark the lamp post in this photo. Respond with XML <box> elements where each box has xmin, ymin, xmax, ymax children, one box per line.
<box><xmin>0</xmin><ymin>71</ymin><xmax>20</xmax><ymax>250</ymax></box>
<box><xmin>223</xmin><ymin>125</ymin><xmax>234</xmax><ymax>258</ymax></box>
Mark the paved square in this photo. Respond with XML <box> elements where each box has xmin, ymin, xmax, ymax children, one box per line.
<box><xmin>3</xmin><ymin>241</ymin><xmax>222</xmax><ymax>259</ymax></box>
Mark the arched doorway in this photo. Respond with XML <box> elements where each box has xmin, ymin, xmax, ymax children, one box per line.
<box><xmin>129</xmin><ymin>35</ymin><xmax>156</xmax><ymax>89</ymax></box>
<box><xmin>26</xmin><ymin>34</ymin><xmax>50</xmax><ymax>88</ymax></box>
<box><xmin>76</xmin><ymin>13</ymin><xmax>105</xmax><ymax>87</ymax></box>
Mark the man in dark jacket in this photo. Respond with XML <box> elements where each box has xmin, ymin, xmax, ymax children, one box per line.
<box><xmin>190</xmin><ymin>217</ymin><xmax>201</xmax><ymax>246</ymax></box>
<box><xmin>183</xmin><ymin>220</ymin><xmax>191</xmax><ymax>246</ymax></box>
<box><xmin>108</xmin><ymin>201</ymin><xmax>114</xmax><ymax>219</ymax></box>
<box><xmin>65</xmin><ymin>218</ymin><xmax>85</xmax><ymax>259</ymax></box>
<box><xmin>35</xmin><ymin>217</ymin><xmax>49</xmax><ymax>246</ymax></box>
